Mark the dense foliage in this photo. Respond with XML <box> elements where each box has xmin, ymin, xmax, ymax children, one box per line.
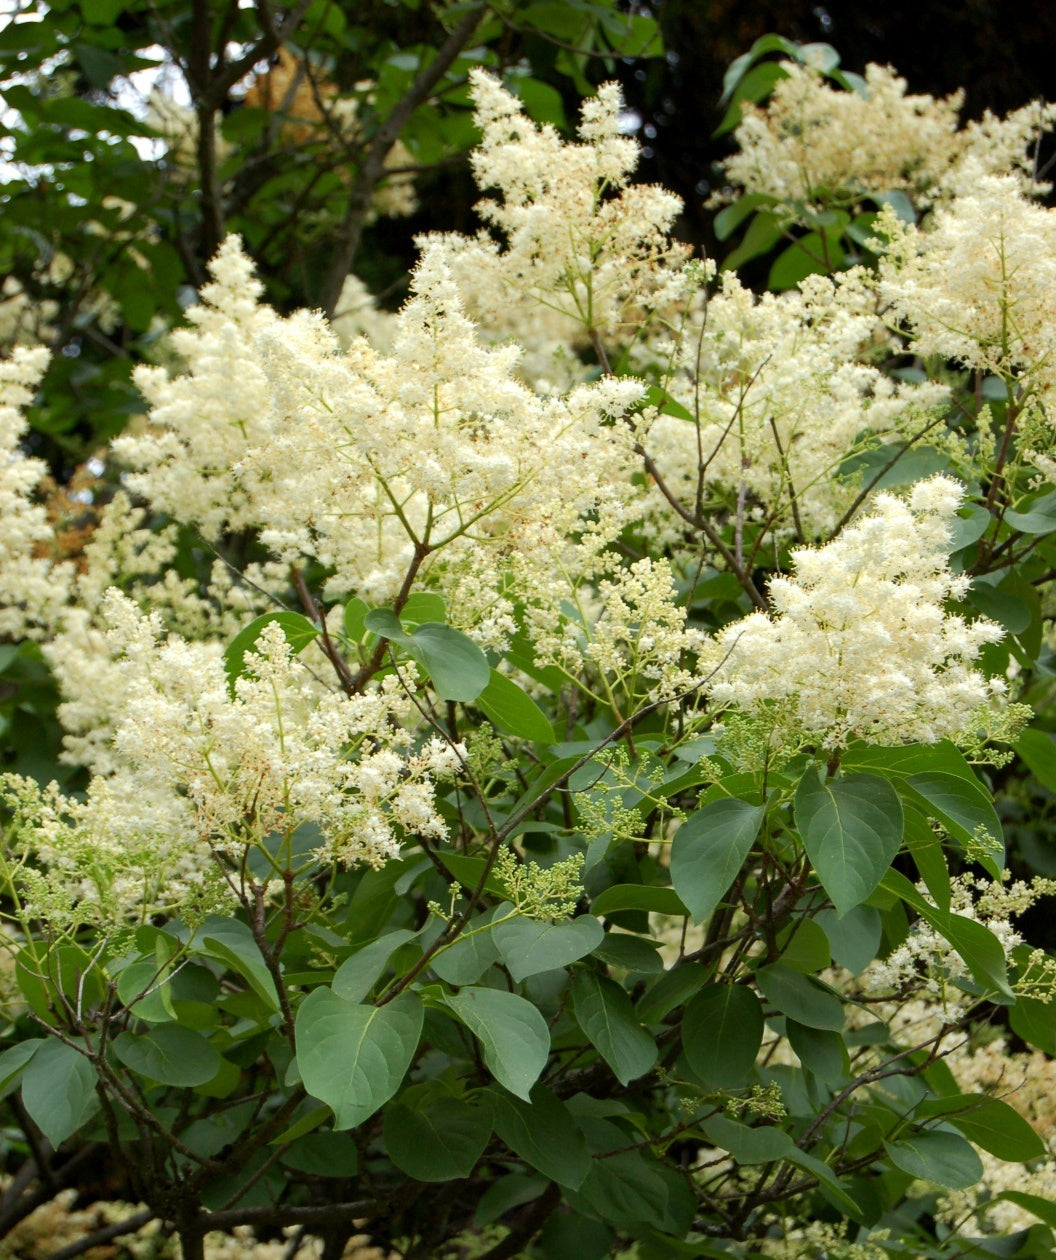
<box><xmin>6</xmin><ymin>13</ymin><xmax>1056</xmax><ymax>1260</ymax></box>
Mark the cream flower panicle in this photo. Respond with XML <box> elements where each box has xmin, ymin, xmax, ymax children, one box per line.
<box><xmin>878</xmin><ymin>174</ymin><xmax>1056</xmax><ymax>402</ymax></box>
<box><xmin>424</xmin><ymin>69</ymin><xmax>692</xmax><ymax>382</ymax></box>
<box><xmin>707</xmin><ymin>477</ymin><xmax>1004</xmax><ymax>748</ymax></box>
<box><xmin>639</xmin><ymin>267</ymin><xmax>948</xmax><ymax>540</ymax></box>
<box><xmin>5</xmin><ymin>590</ymin><xmax>454</xmax><ymax>926</ymax></box>
<box><xmin>115</xmin><ymin>235</ymin><xmax>643</xmax><ymax>650</ymax></box>
<box><xmin>720</xmin><ymin>59</ymin><xmax>1056</xmax><ymax>213</ymax></box>
<box><xmin>0</xmin><ymin>346</ymin><xmax>71</xmax><ymax>639</ymax></box>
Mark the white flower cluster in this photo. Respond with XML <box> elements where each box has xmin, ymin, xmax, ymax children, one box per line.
<box><xmin>536</xmin><ymin>557</ymin><xmax>707</xmax><ymax>705</ymax></box>
<box><xmin>99</xmin><ymin>591</ymin><xmax>445</xmax><ymax>868</ymax></box>
<box><xmin>0</xmin><ymin>347</ymin><xmax>70</xmax><ymax>639</ymax></box>
<box><xmin>708</xmin><ymin>477</ymin><xmax>1004</xmax><ymax>748</ymax></box>
<box><xmin>640</xmin><ymin>268</ymin><xmax>948</xmax><ymax>540</ymax></box>
<box><xmin>429</xmin><ymin>70</ymin><xmax>691</xmax><ymax>377</ymax></box>
<box><xmin>721</xmin><ymin>60</ymin><xmax>1056</xmax><ymax>212</ymax></box>
<box><xmin>43</xmin><ymin>491</ymin><xmax>285</xmax><ymax>777</ymax></box>
<box><xmin>5</xmin><ymin>593</ymin><xmax>452</xmax><ymax>925</ymax></box>
<box><xmin>879</xmin><ymin>174</ymin><xmax>1056</xmax><ymax>401</ymax></box>
<box><xmin>116</xmin><ymin>234</ymin><xmax>641</xmax><ymax>648</ymax></box>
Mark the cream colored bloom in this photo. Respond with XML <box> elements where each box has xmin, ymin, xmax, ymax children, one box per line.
<box><xmin>721</xmin><ymin>60</ymin><xmax>1056</xmax><ymax>213</ymax></box>
<box><xmin>0</xmin><ymin>347</ymin><xmax>71</xmax><ymax>639</ymax></box>
<box><xmin>639</xmin><ymin>267</ymin><xmax>947</xmax><ymax>539</ymax></box>
<box><xmin>708</xmin><ymin>477</ymin><xmax>1003</xmax><ymax>747</ymax></box>
<box><xmin>427</xmin><ymin>69</ymin><xmax>691</xmax><ymax>369</ymax></box>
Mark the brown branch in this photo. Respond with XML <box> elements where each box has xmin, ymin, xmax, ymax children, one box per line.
<box><xmin>348</xmin><ymin>541</ymin><xmax>431</xmax><ymax>693</ymax></box>
<box><xmin>478</xmin><ymin>1181</ymin><xmax>561</xmax><ymax>1259</ymax></box>
<box><xmin>318</xmin><ymin>5</ymin><xmax>484</xmax><ymax>316</ymax></box>
<box><xmin>828</xmin><ymin>413</ymin><xmax>949</xmax><ymax>539</ymax></box>
<box><xmin>187</xmin><ymin>0</ymin><xmax>315</xmax><ymax>258</ymax></box>
<box><xmin>291</xmin><ymin>566</ymin><xmax>357</xmax><ymax>695</ymax></box>
<box><xmin>44</xmin><ymin>1209</ymin><xmax>156</xmax><ymax>1260</ymax></box>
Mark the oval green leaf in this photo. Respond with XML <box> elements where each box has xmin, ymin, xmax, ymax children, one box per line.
<box><xmin>756</xmin><ymin>965</ymin><xmax>844</xmax><ymax>1031</ymax></box>
<box><xmin>477</xmin><ymin>670</ymin><xmax>556</xmax><ymax>743</ymax></box>
<box><xmin>494</xmin><ymin>915</ymin><xmax>604</xmax><ymax>982</ymax></box>
<box><xmin>571</xmin><ymin>971</ymin><xmax>657</xmax><ymax>1085</ymax></box>
<box><xmin>683</xmin><ymin>984</ymin><xmax>764</xmax><ymax>1089</ymax></box>
<box><xmin>384</xmin><ymin>1093</ymin><xmax>491</xmax><ymax>1181</ymax></box>
<box><xmin>294</xmin><ymin>989</ymin><xmax>424</xmax><ymax>1130</ymax></box>
<box><xmin>113</xmin><ymin>1024</ymin><xmax>221</xmax><ymax>1087</ymax></box>
<box><xmin>670</xmin><ymin>797</ymin><xmax>765</xmax><ymax>925</ymax></box>
<box><xmin>795</xmin><ymin>770</ymin><xmax>904</xmax><ymax>917</ymax></box>
<box><xmin>364</xmin><ymin>610</ymin><xmax>490</xmax><ymax>702</ymax></box>
<box><xmin>883</xmin><ymin>1129</ymin><xmax>983</xmax><ymax>1190</ymax></box>
<box><xmin>444</xmin><ymin>987</ymin><xmax>550</xmax><ymax>1101</ymax></box>
<box><xmin>21</xmin><ymin>1040</ymin><xmax>97</xmax><ymax>1149</ymax></box>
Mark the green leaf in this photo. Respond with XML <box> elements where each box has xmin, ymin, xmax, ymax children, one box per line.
<box><xmin>591</xmin><ymin>885</ymin><xmax>688</xmax><ymax>918</ymax></box>
<box><xmin>398</xmin><ymin>592</ymin><xmax>447</xmax><ymax>624</ymax></box>
<box><xmin>78</xmin><ymin>0</ymin><xmax>125</xmax><ymax>25</ymax></box>
<box><xmin>444</xmin><ymin>988</ymin><xmax>550</xmax><ymax>1101</ymax></box>
<box><xmin>364</xmin><ymin>610</ymin><xmax>489</xmax><ymax>702</ymax></box>
<box><xmin>384</xmin><ymin>1093</ymin><xmax>491</xmax><ymax>1181</ymax></box>
<box><xmin>700</xmin><ymin>1113</ymin><xmax>792</xmax><ymax>1165</ymax></box>
<box><xmin>883</xmin><ymin>1130</ymin><xmax>983</xmax><ymax>1190</ymax></box>
<box><xmin>839</xmin><ymin>444</ymin><xmax>951</xmax><ymax>493</ymax></box>
<box><xmin>714</xmin><ymin>193</ymin><xmax>777</xmax><ymax>242</ymax></box>
<box><xmin>775</xmin><ymin>917</ymin><xmax>831</xmax><ymax>973</ymax></box>
<box><xmin>992</xmin><ymin>1192</ymin><xmax>1056</xmax><ymax>1228</ymax></box>
<box><xmin>721</xmin><ymin>210</ymin><xmax>782</xmax><ymax>271</ymax></box>
<box><xmin>841</xmin><ymin>739</ymin><xmax>976</xmax><ymax>780</ymax></box>
<box><xmin>1016</xmin><ymin>729</ymin><xmax>1056</xmax><ymax>793</ymax></box>
<box><xmin>21</xmin><ymin>1040</ymin><xmax>97</xmax><ymax>1148</ymax></box>
<box><xmin>768</xmin><ymin>230</ymin><xmax>845</xmax><ymax>290</ymax></box>
<box><xmin>510</xmin><ymin>77</ymin><xmax>568</xmax><ymax>129</ymax></box>
<box><xmin>815</xmin><ymin>905</ymin><xmax>882</xmax><ymax>975</ymax></box>
<box><xmin>197</xmin><ymin>919</ymin><xmax>280</xmax><ymax>1012</ymax></box>
<box><xmin>431</xmin><ymin>907</ymin><xmax>504</xmax><ymax>986</ymax></box>
<box><xmin>0</xmin><ymin>1040</ymin><xmax>43</xmax><ymax>1099</ymax></box>
<box><xmin>332</xmin><ymin>929</ymin><xmax>418</xmax><ymax>1003</ymax></box>
<box><xmin>714</xmin><ymin>61</ymin><xmax>790</xmax><ymax>135</ymax></box>
<box><xmin>279</xmin><ymin>1132</ymin><xmax>359</xmax><ymax>1177</ymax></box>
<box><xmin>494</xmin><ymin>915</ymin><xmax>603</xmax><ymax>982</ymax></box>
<box><xmin>901</xmin><ymin>771</ymin><xmax>1003</xmax><ymax>876</ymax></box>
<box><xmin>113</xmin><ymin>1024</ymin><xmax>221</xmax><ymax>1087</ymax></box>
<box><xmin>476</xmin><ymin>670</ymin><xmax>556</xmax><ymax>742</ymax></box>
<box><xmin>590</xmin><ymin>933</ymin><xmax>662</xmax><ymax>974</ymax></box>
<box><xmin>682</xmin><ymin>984</ymin><xmax>763</xmax><ymax>1088</ymax></box>
<box><xmin>756</xmin><ymin>965</ymin><xmax>844</xmax><ymax>1031</ymax></box>
<box><xmin>670</xmin><ymin>797</ymin><xmax>765</xmax><ymax>924</ymax></box>
<box><xmin>116</xmin><ymin>958</ymin><xmax>177</xmax><ymax>1023</ymax></box>
<box><xmin>642</xmin><ymin>383</ymin><xmax>695</xmax><ymax>421</ymax></box>
<box><xmin>719</xmin><ymin>34</ymin><xmax>797</xmax><ymax>104</ymax></box>
<box><xmin>574</xmin><ymin>1149</ymin><xmax>677</xmax><ymax>1232</ymax></box>
<box><xmin>294</xmin><ymin>990</ymin><xmax>423</xmax><ymax>1130</ymax></box>
<box><xmin>786</xmin><ymin>1020</ymin><xmax>845</xmax><ymax>1085</ymax></box>
<box><xmin>488</xmin><ymin>1087</ymin><xmax>591</xmax><ymax>1188</ymax></box>
<box><xmin>947</xmin><ymin>503</ymin><xmax>992</xmax><ymax>553</ymax></box>
<box><xmin>873</xmin><ymin>189</ymin><xmax>916</xmax><ymax>223</ymax></box>
<box><xmin>636</xmin><ymin>966</ymin><xmax>710</xmax><ymax>1025</ymax></box>
<box><xmin>571</xmin><ymin>971</ymin><xmax>657</xmax><ymax>1086</ymax></box>
<box><xmin>903</xmin><ymin>805</ymin><xmax>952</xmax><ymax>913</ymax></box>
<box><xmin>917</xmin><ymin>1094</ymin><xmax>1046</xmax><ymax>1162</ymax></box>
<box><xmin>343</xmin><ymin>598</ymin><xmax>370</xmax><ymax>642</ymax></box>
<box><xmin>1004</xmin><ymin>490</ymin><xmax>1056</xmax><ymax>535</ymax></box>
<box><xmin>795</xmin><ymin>771</ymin><xmax>903</xmax><ymax>916</ymax></box>
<box><xmin>701</xmin><ymin>1115</ymin><xmax>859</xmax><ymax>1212</ymax></box>
<box><xmin>434</xmin><ymin>851</ymin><xmax>511</xmax><ymax>900</ymax></box>
<box><xmin>224</xmin><ymin>612</ymin><xmax>320</xmax><ymax>692</ymax></box>
<box><xmin>1010</xmin><ymin>995</ymin><xmax>1056</xmax><ymax>1055</ymax></box>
